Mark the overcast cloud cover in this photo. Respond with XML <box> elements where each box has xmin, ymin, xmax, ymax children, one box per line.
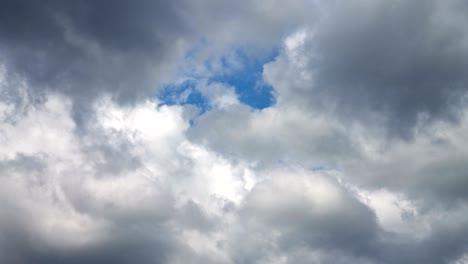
<box><xmin>1</xmin><ymin>0</ymin><xmax>468</xmax><ymax>263</ymax></box>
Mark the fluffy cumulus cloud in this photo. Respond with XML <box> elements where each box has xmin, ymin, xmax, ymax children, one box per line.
<box><xmin>2</xmin><ymin>1</ymin><xmax>468</xmax><ymax>263</ymax></box>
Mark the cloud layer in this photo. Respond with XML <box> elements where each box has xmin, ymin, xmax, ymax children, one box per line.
<box><xmin>2</xmin><ymin>1</ymin><xmax>468</xmax><ymax>263</ymax></box>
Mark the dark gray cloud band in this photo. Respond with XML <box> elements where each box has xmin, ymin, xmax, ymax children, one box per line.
<box><xmin>0</xmin><ymin>0</ymin><xmax>191</xmax><ymax>104</ymax></box>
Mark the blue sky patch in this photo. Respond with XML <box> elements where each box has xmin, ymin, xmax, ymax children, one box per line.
<box><xmin>158</xmin><ymin>80</ymin><xmax>211</xmax><ymax>112</ymax></box>
<box><xmin>209</xmin><ymin>49</ymin><xmax>278</xmax><ymax>109</ymax></box>
<box><xmin>158</xmin><ymin>48</ymin><xmax>279</xmax><ymax>111</ymax></box>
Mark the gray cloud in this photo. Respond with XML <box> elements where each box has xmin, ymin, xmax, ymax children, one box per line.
<box><xmin>223</xmin><ymin>169</ymin><xmax>468</xmax><ymax>264</ymax></box>
<box><xmin>0</xmin><ymin>0</ymin><xmax>314</xmax><ymax>131</ymax></box>
<box><xmin>0</xmin><ymin>0</ymin><xmax>311</xmax><ymax>107</ymax></box>
<box><xmin>187</xmin><ymin>104</ymin><xmax>359</xmax><ymax>169</ymax></box>
<box><xmin>240</xmin><ymin>171</ymin><xmax>379</xmax><ymax>254</ymax></box>
<box><xmin>0</xmin><ymin>0</ymin><xmax>193</xmax><ymax>110</ymax></box>
<box><xmin>264</xmin><ymin>0</ymin><xmax>468</xmax><ymax>138</ymax></box>
<box><xmin>344</xmin><ymin>111</ymin><xmax>468</xmax><ymax>207</ymax></box>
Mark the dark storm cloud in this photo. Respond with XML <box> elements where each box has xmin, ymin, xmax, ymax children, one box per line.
<box><xmin>0</xmin><ymin>0</ymin><xmax>191</xmax><ymax>104</ymax></box>
<box><xmin>268</xmin><ymin>0</ymin><xmax>468</xmax><ymax>138</ymax></box>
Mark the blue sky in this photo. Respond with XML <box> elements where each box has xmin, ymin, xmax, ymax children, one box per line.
<box><xmin>159</xmin><ymin>49</ymin><xmax>278</xmax><ymax>111</ymax></box>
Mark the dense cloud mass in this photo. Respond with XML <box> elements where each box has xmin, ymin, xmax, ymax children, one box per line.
<box><xmin>265</xmin><ymin>0</ymin><xmax>468</xmax><ymax>138</ymax></box>
<box><xmin>0</xmin><ymin>0</ymin><xmax>191</xmax><ymax>103</ymax></box>
<box><xmin>1</xmin><ymin>0</ymin><xmax>468</xmax><ymax>263</ymax></box>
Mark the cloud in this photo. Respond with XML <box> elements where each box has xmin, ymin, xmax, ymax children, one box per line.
<box><xmin>345</xmin><ymin>108</ymin><xmax>468</xmax><ymax>207</ymax></box>
<box><xmin>264</xmin><ymin>0</ymin><xmax>468</xmax><ymax>138</ymax></box>
<box><xmin>0</xmin><ymin>94</ymin><xmax>226</xmax><ymax>263</ymax></box>
<box><xmin>2</xmin><ymin>1</ymin><xmax>468</xmax><ymax>263</ymax></box>
<box><xmin>0</xmin><ymin>0</ymin><xmax>193</xmax><ymax>105</ymax></box>
<box><xmin>2</xmin><ymin>92</ymin><xmax>468</xmax><ymax>263</ymax></box>
<box><xmin>188</xmin><ymin>103</ymin><xmax>358</xmax><ymax>168</ymax></box>
<box><xmin>0</xmin><ymin>0</ymin><xmax>312</xmax><ymax>109</ymax></box>
<box><xmin>239</xmin><ymin>169</ymin><xmax>379</xmax><ymax>253</ymax></box>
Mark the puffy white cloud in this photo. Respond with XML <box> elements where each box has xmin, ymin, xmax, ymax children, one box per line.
<box><xmin>2</xmin><ymin>90</ymin><xmax>468</xmax><ymax>263</ymax></box>
<box><xmin>0</xmin><ymin>92</ymin><xmax>237</xmax><ymax>263</ymax></box>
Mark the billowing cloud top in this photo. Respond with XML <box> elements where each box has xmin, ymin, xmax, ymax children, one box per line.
<box><xmin>1</xmin><ymin>1</ymin><xmax>468</xmax><ymax>263</ymax></box>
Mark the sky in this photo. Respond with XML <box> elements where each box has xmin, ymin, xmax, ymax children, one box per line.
<box><xmin>1</xmin><ymin>0</ymin><xmax>468</xmax><ymax>263</ymax></box>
